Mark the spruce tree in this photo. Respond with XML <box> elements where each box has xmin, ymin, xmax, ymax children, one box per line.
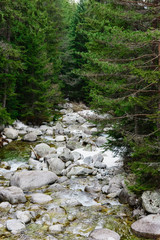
<box><xmin>80</xmin><ymin>0</ymin><xmax>160</xmax><ymax>191</ymax></box>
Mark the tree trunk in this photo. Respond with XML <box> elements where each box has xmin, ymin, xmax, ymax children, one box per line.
<box><xmin>3</xmin><ymin>25</ymin><xmax>11</xmax><ymax>108</ymax></box>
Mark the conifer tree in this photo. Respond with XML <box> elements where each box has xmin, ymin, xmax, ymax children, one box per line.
<box><xmin>61</xmin><ymin>0</ymin><xmax>89</xmax><ymax>101</ymax></box>
<box><xmin>80</xmin><ymin>0</ymin><xmax>160</xmax><ymax>191</ymax></box>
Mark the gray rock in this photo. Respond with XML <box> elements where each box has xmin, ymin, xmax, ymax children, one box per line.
<box><xmin>10</xmin><ymin>170</ymin><xmax>58</xmax><ymax>191</ymax></box>
<box><xmin>131</xmin><ymin>214</ymin><xmax>160</xmax><ymax>238</ymax></box>
<box><xmin>0</xmin><ymin>202</ymin><xmax>11</xmax><ymax>217</ymax></box>
<box><xmin>34</xmin><ymin>143</ymin><xmax>51</xmax><ymax>157</ymax></box>
<box><xmin>23</xmin><ymin>132</ymin><xmax>37</xmax><ymax>142</ymax></box>
<box><xmin>67</xmin><ymin>165</ymin><xmax>93</xmax><ymax>178</ymax></box>
<box><xmin>40</xmin><ymin>125</ymin><xmax>50</xmax><ymax>133</ymax></box>
<box><xmin>72</xmin><ymin>151</ymin><xmax>83</xmax><ymax>161</ymax></box>
<box><xmin>46</xmin><ymin>236</ymin><xmax>58</xmax><ymax>240</ymax></box>
<box><xmin>89</xmin><ymin>228</ymin><xmax>120</xmax><ymax>240</ymax></box>
<box><xmin>142</xmin><ymin>191</ymin><xmax>160</xmax><ymax>214</ymax></box>
<box><xmin>93</xmin><ymin>154</ymin><xmax>104</xmax><ymax>163</ymax></box>
<box><xmin>28</xmin><ymin>158</ymin><xmax>43</xmax><ymax>170</ymax></box>
<box><xmin>102</xmin><ymin>185</ymin><xmax>109</xmax><ymax>194</ymax></box>
<box><xmin>107</xmin><ymin>175</ymin><xmax>124</xmax><ymax>198</ymax></box>
<box><xmin>16</xmin><ymin>210</ymin><xmax>32</xmax><ymax>224</ymax></box>
<box><xmin>47</xmin><ymin>157</ymin><xmax>65</xmax><ymax>175</ymax></box>
<box><xmin>66</xmin><ymin>141</ymin><xmax>78</xmax><ymax>151</ymax></box>
<box><xmin>96</xmin><ymin>136</ymin><xmax>106</xmax><ymax>147</ymax></box>
<box><xmin>59</xmin><ymin>148</ymin><xmax>74</xmax><ymax>162</ymax></box>
<box><xmin>32</xmin><ymin>129</ymin><xmax>42</xmax><ymax>136</ymax></box>
<box><xmin>0</xmin><ymin>186</ymin><xmax>26</xmax><ymax>204</ymax></box>
<box><xmin>55</xmin><ymin>122</ymin><xmax>64</xmax><ymax>135</ymax></box>
<box><xmin>49</xmin><ymin>224</ymin><xmax>63</xmax><ymax>234</ymax></box>
<box><xmin>55</xmin><ymin>135</ymin><xmax>66</xmax><ymax>142</ymax></box>
<box><xmin>94</xmin><ymin>162</ymin><xmax>106</xmax><ymax>169</ymax></box>
<box><xmin>46</xmin><ymin>129</ymin><xmax>53</xmax><ymax>136</ymax></box>
<box><xmin>84</xmin><ymin>156</ymin><xmax>93</xmax><ymax>165</ymax></box>
<box><xmin>48</xmin><ymin>183</ymin><xmax>65</xmax><ymax>192</ymax></box>
<box><xmin>6</xmin><ymin>219</ymin><xmax>26</xmax><ymax>234</ymax></box>
<box><xmin>4</xmin><ymin>128</ymin><xmax>18</xmax><ymax>140</ymax></box>
<box><xmin>57</xmin><ymin>176</ymin><xmax>68</xmax><ymax>183</ymax></box>
<box><xmin>30</xmin><ymin>193</ymin><xmax>52</xmax><ymax>204</ymax></box>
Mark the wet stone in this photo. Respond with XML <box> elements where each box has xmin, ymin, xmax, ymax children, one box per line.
<box><xmin>89</xmin><ymin>228</ymin><xmax>120</xmax><ymax>240</ymax></box>
<box><xmin>6</xmin><ymin>219</ymin><xmax>26</xmax><ymax>234</ymax></box>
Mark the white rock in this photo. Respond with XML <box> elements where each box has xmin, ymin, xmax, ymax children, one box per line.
<box><xmin>47</xmin><ymin>158</ymin><xmax>65</xmax><ymax>175</ymax></box>
<box><xmin>131</xmin><ymin>214</ymin><xmax>160</xmax><ymax>239</ymax></box>
<box><xmin>16</xmin><ymin>210</ymin><xmax>32</xmax><ymax>224</ymax></box>
<box><xmin>6</xmin><ymin>219</ymin><xmax>26</xmax><ymax>234</ymax></box>
<box><xmin>23</xmin><ymin>132</ymin><xmax>37</xmax><ymax>142</ymax></box>
<box><xmin>142</xmin><ymin>191</ymin><xmax>160</xmax><ymax>214</ymax></box>
<box><xmin>10</xmin><ymin>170</ymin><xmax>58</xmax><ymax>191</ymax></box>
<box><xmin>89</xmin><ymin>228</ymin><xmax>120</xmax><ymax>240</ymax></box>
<box><xmin>30</xmin><ymin>193</ymin><xmax>52</xmax><ymax>204</ymax></box>
<box><xmin>49</xmin><ymin>224</ymin><xmax>63</xmax><ymax>234</ymax></box>
<box><xmin>34</xmin><ymin>143</ymin><xmax>51</xmax><ymax>157</ymax></box>
<box><xmin>0</xmin><ymin>186</ymin><xmax>26</xmax><ymax>204</ymax></box>
<box><xmin>0</xmin><ymin>202</ymin><xmax>11</xmax><ymax>210</ymax></box>
<box><xmin>55</xmin><ymin>135</ymin><xmax>66</xmax><ymax>142</ymax></box>
<box><xmin>4</xmin><ymin>128</ymin><xmax>18</xmax><ymax>140</ymax></box>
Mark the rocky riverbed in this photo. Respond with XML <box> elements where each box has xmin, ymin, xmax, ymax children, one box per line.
<box><xmin>0</xmin><ymin>102</ymin><xmax>160</xmax><ymax>240</ymax></box>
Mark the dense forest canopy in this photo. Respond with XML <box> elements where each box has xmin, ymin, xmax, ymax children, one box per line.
<box><xmin>0</xmin><ymin>0</ymin><xmax>160</xmax><ymax>191</ymax></box>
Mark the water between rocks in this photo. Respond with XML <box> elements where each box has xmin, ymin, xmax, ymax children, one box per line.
<box><xmin>0</xmin><ymin>103</ymin><xmax>149</xmax><ymax>240</ymax></box>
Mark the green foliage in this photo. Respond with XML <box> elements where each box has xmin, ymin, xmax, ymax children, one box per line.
<box><xmin>78</xmin><ymin>0</ymin><xmax>160</xmax><ymax>190</ymax></box>
<box><xmin>0</xmin><ymin>0</ymin><xmax>65</xmax><ymax>124</ymax></box>
<box><xmin>0</xmin><ymin>107</ymin><xmax>12</xmax><ymax>125</ymax></box>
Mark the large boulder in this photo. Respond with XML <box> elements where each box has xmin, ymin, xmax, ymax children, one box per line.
<box><xmin>34</xmin><ymin>143</ymin><xmax>51</xmax><ymax>158</ymax></box>
<box><xmin>4</xmin><ymin>128</ymin><xmax>18</xmax><ymax>140</ymax></box>
<box><xmin>89</xmin><ymin>228</ymin><xmax>120</xmax><ymax>240</ymax></box>
<box><xmin>22</xmin><ymin>132</ymin><xmax>37</xmax><ymax>142</ymax></box>
<box><xmin>0</xmin><ymin>186</ymin><xmax>26</xmax><ymax>204</ymax></box>
<box><xmin>46</xmin><ymin>158</ymin><xmax>65</xmax><ymax>175</ymax></box>
<box><xmin>142</xmin><ymin>191</ymin><xmax>160</xmax><ymax>214</ymax></box>
<box><xmin>131</xmin><ymin>214</ymin><xmax>160</xmax><ymax>239</ymax></box>
<box><xmin>10</xmin><ymin>170</ymin><xmax>58</xmax><ymax>191</ymax></box>
<box><xmin>6</xmin><ymin>219</ymin><xmax>26</xmax><ymax>234</ymax></box>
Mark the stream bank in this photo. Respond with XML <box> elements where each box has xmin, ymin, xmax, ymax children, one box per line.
<box><xmin>0</xmin><ymin>102</ymin><xmax>159</xmax><ymax>240</ymax></box>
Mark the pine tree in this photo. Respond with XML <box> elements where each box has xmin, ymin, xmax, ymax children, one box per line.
<box><xmin>80</xmin><ymin>0</ymin><xmax>160</xmax><ymax>191</ymax></box>
<box><xmin>0</xmin><ymin>0</ymin><xmax>23</xmax><ymax>122</ymax></box>
<box><xmin>61</xmin><ymin>0</ymin><xmax>89</xmax><ymax>101</ymax></box>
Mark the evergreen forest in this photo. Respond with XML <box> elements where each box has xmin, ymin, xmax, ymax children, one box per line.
<box><xmin>0</xmin><ymin>0</ymin><xmax>160</xmax><ymax>192</ymax></box>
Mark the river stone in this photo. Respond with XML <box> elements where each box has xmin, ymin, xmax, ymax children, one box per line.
<box><xmin>16</xmin><ymin>210</ymin><xmax>32</xmax><ymax>224</ymax></box>
<box><xmin>34</xmin><ymin>143</ymin><xmax>51</xmax><ymax>157</ymax></box>
<box><xmin>67</xmin><ymin>165</ymin><xmax>93</xmax><ymax>178</ymax></box>
<box><xmin>0</xmin><ymin>186</ymin><xmax>26</xmax><ymax>204</ymax></box>
<box><xmin>49</xmin><ymin>224</ymin><xmax>63</xmax><ymax>234</ymax></box>
<box><xmin>96</xmin><ymin>136</ymin><xmax>106</xmax><ymax>147</ymax></box>
<box><xmin>30</xmin><ymin>193</ymin><xmax>52</xmax><ymax>204</ymax></box>
<box><xmin>22</xmin><ymin>132</ymin><xmax>37</xmax><ymax>142</ymax></box>
<box><xmin>10</xmin><ymin>170</ymin><xmax>58</xmax><ymax>191</ymax></box>
<box><xmin>6</xmin><ymin>219</ymin><xmax>26</xmax><ymax>234</ymax></box>
<box><xmin>142</xmin><ymin>191</ymin><xmax>160</xmax><ymax>213</ymax></box>
<box><xmin>89</xmin><ymin>228</ymin><xmax>120</xmax><ymax>240</ymax></box>
<box><xmin>4</xmin><ymin>128</ymin><xmax>18</xmax><ymax>140</ymax></box>
<box><xmin>55</xmin><ymin>135</ymin><xmax>66</xmax><ymax>142</ymax></box>
<box><xmin>107</xmin><ymin>175</ymin><xmax>124</xmax><ymax>198</ymax></box>
<box><xmin>131</xmin><ymin>214</ymin><xmax>160</xmax><ymax>238</ymax></box>
<box><xmin>0</xmin><ymin>202</ymin><xmax>11</xmax><ymax>217</ymax></box>
<box><xmin>47</xmin><ymin>157</ymin><xmax>65</xmax><ymax>175</ymax></box>
<box><xmin>59</xmin><ymin>148</ymin><xmax>74</xmax><ymax>162</ymax></box>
